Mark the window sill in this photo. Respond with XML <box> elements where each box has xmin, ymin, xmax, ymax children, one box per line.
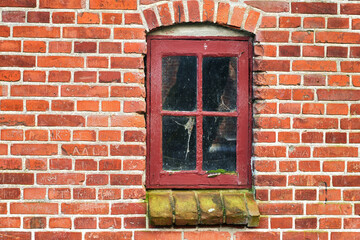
<box><xmin>147</xmin><ymin>189</ymin><xmax>260</xmax><ymax>227</ymax></box>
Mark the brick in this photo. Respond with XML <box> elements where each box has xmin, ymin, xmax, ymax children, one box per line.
<box><xmin>26</xmin><ymin>159</ymin><xmax>47</xmax><ymax>170</ymax></box>
<box><xmin>254</xmin><ymin>146</ymin><xmax>286</xmax><ymax>157</ymax></box>
<box><xmin>279</xmin><ymin>161</ymin><xmax>296</xmax><ymax>172</ymax></box>
<box><xmin>143</xmin><ymin>9</ymin><xmax>159</xmax><ymax>30</ymax></box>
<box><xmin>23</xmin><ymin>41</ymin><xmax>46</xmax><ymax>53</ymax></box>
<box><xmin>245</xmin><ymin>1</ymin><xmax>289</xmax><ymax>13</ymax></box>
<box><xmin>293</xmin><ymin>60</ymin><xmax>337</xmax><ymax>72</ymax></box>
<box><xmin>271</xmin><ymin>217</ymin><xmax>292</xmax><ymax>229</ymax></box>
<box><xmin>26</xmin><ymin>100</ymin><xmax>49</xmax><ymax>111</ymax></box>
<box><xmin>254</xmin><ymin>74</ymin><xmax>277</xmax><ymax>86</ymax></box>
<box><xmin>295</xmin><ymin>217</ymin><xmax>317</xmax><ymax>229</ymax></box>
<box><xmin>62</xmin><ymin>85</ymin><xmax>108</xmax><ymax>97</ymax></box>
<box><xmin>320</xmin><ymin>218</ymin><xmax>341</xmax><ymax>229</ymax></box>
<box><xmin>326</xmin><ymin>132</ymin><xmax>347</xmax><ymax>143</ymax></box>
<box><xmin>36</xmin><ymin>233</ymin><xmax>82</xmax><ymax>240</ymax></box>
<box><xmin>102</xmin><ymin>101</ymin><xmax>120</xmax><ymax>112</ymax></box>
<box><xmin>1</xmin><ymin>129</ymin><xmax>23</xmax><ymax>141</ymax></box>
<box><xmin>254</xmin><ymin>102</ymin><xmax>277</xmax><ymax>114</ymax></box>
<box><xmin>75</xmin><ymin>159</ymin><xmax>97</xmax><ymax>171</ymax></box>
<box><xmin>254</xmin><ymin>132</ymin><xmax>276</xmax><ymax>143</ymax></box>
<box><xmin>260</xmin><ymin>16</ymin><xmax>277</xmax><ymax>28</ymax></box>
<box><xmin>125</xmin><ymin>13</ymin><xmax>141</xmax><ymax>24</ymax></box>
<box><xmin>23</xmin><ymin>71</ymin><xmax>46</xmax><ymax>82</ymax></box>
<box><xmin>11</xmin><ymin>144</ymin><xmax>57</xmax><ymax>156</ymax></box>
<box><xmin>0</xmin><ymin>217</ymin><xmax>20</xmax><ymax>228</ymax></box>
<box><xmin>74</xmin><ymin>71</ymin><xmax>97</xmax><ymax>83</ymax></box>
<box><xmin>0</xmin><ymin>188</ymin><xmax>20</xmax><ymax>199</ymax></box>
<box><xmin>25</xmin><ymin>130</ymin><xmax>48</xmax><ymax>141</ymax></box>
<box><xmin>283</xmin><ymin>232</ymin><xmax>328</xmax><ymax>240</ymax></box>
<box><xmin>40</xmin><ymin>0</ymin><xmax>82</xmax><ymax>8</ymax></box>
<box><xmin>11</xmin><ymin>203</ymin><xmax>58</xmax><ymax>214</ymax></box>
<box><xmin>289</xmin><ymin>147</ymin><xmax>310</xmax><ymax>158</ymax></box>
<box><xmin>323</xmin><ymin>161</ymin><xmax>345</xmax><ymax>172</ymax></box>
<box><xmin>292</xmin><ymin>31</ymin><xmax>314</xmax><ymax>43</ymax></box>
<box><xmin>99</xmin><ymin>72</ymin><xmax>121</xmax><ymax>83</ymax></box>
<box><xmin>99</xmin><ymin>42</ymin><xmax>122</xmax><ymax>53</ymax></box>
<box><xmin>293</xmin><ymin>89</ymin><xmax>314</xmax><ymax>101</ymax></box>
<box><xmin>110</xmin><ymin>174</ymin><xmax>142</xmax><ymax>185</ymax></box>
<box><xmin>74</xmin><ymin>188</ymin><xmax>96</xmax><ymax>200</ymax></box>
<box><xmin>304</xmin><ymin>17</ymin><xmax>325</xmax><ymax>28</ymax></box>
<box><xmin>0</xmin><ymin>0</ymin><xmax>36</xmax><ymax>7</ymax></box>
<box><xmin>256</xmin><ymin>175</ymin><xmax>286</xmax><ymax>186</ymax></box>
<box><xmin>313</xmin><ymin>147</ymin><xmax>358</xmax><ymax>157</ymax></box>
<box><xmin>38</xmin><ymin>56</ymin><xmax>84</xmax><ymax>68</ymax></box>
<box><xmin>52</xmin><ymin>12</ymin><xmax>75</xmax><ymax>24</ymax></box>
<box><xmin>23</xmin><ymin>217</ymin><xmax>46</xmax><ymax>229</ymax></box>
<box><xmin>307</xmin><ymin>203</ymin><xmax>352</xmax><ymax>215</ymax></box>
<box><xmin>2</xmin><ymin>11</ymin><xmax>25</xmax><ymax>22</ymax></box>
<box><xmin>0</xmin><ymin>26</ymin><xmax>10</xmax><ymax>37</ymax></box>
<box><xmin>14</xmin><ymin>26</ymin><xmax>59</xmax><ymax>38</ymax></box>
<box><xmin>0</xmin><ymin>70</ymin><xmax>20</xmax><ymax>82</ymax></box>
<box><xmin>230</xmin><ymin>7</ymin><xmax>245</xmax><ymax>28</ymax></box>
<box><xmin>245</xmin><ymin>10</ymin><xmax>260</xmax><ymax>33</ymax></box>
<box><xmin>254</xmin><ymin>60</ymin><xmax>290</xmax><ymax>71</ymax></box>
<box><xmin>52</xmin><ymin>100</ymin><xmax>74</xmax><ymax>111</ymax></box>
<box><xmin>280</xmin><ymin>17</ymin><xmax>301</xmax><ymax>28</ymax></box>
<box><xmin>293</xmin><ymin>118</ymin><xmax>337</xmax><ymax>129</ymax></box>
<box><xmin>111</xmin><ymin>86</ymin><xmax>145</xmax><ymax>97</ymax></box>
<box><xmin>318</xmin><ymin>89</ymin><xmax>360</xmax><ymax>101</ymax></box>
<box><xmin>295</xmin><ymin>189</ymin><xmax>316</xmax><ymax>200</ymax></box>
<box><xmin>90</xmin><ymin>0</ymin><xmax>136</xmax><ymax>9</ymax></box>
<box><xmin>279</xmin><ymin>132</ymin><xmax>300</xmax><ymax>143</ymax></box>
<box><xmin>73</xmin><ymin>130</ymin><xmax>96</xmax><ymax>140</ymax></box>
<box><xmin>62</xmin><ymin>203</ymin><xmax>108</xmax><ymax>215</ymax></box>
<box><xmin>292</xmin><ymin>2</ymin><xmax>337</xmax><ymax>14</ymax></box>
<box><xmin>63</xmin><ymin>27</ymin><xmax>111</xmax><ymax>39</ymax></box>
<box><xmin>86</xmin><ymin>232</ymin><xmax>132</xmax><ymax>240</ymax></box>
<box><xmin>74</xmin><ymin>42</ymin><xmax>97</xmax><ymax>53</ymax></box>
<box><xmin>102</xmin><ymin>13</ymin><xmax>122</xmax><ymax>24</ymax></box>
<box><xmin>49</xmin><ymin>71</ymin><xmax>71</xmax><ymax>82</ymax></box>
<box><xmin>203</xmin><ymin>0</ymin><xmax>215</xmax><ymax>22</ymax></box>
<box><xmin>255</xmin><ymin>160</ymin><xmax>275</xmax><ymax>172</ymax></box>
<box><xmin>37</xmin><ymin>173</ymin><xmax>85</xmax><ymax>185</ymax></box>
<box><xmin>0</xmin><ymin>55</ymin><xmax>35</xmax><ymax>68</ymax></box>
<box><xmin>341</xmin><ymin>118</ymin><xmax>360</xmax><ymax>129</ymax></box>
<box><xmin>0</xmin><ymin>40</ymin><xmax>21</xmax><ymax>52</ymax></box>
<box><xmin>255</xmin><ymin>89</ymin><xmax>291</xmax><ymax>100</ymax></box>
<box><xmin>328</xmin><ymin>18</ymin><xmax>349</xmax><ymax>29</ymax></box>
<box><xmin>111</xmin><ymin>57</ymin><xmax>144</xmax><ymax>69</ymax></box>
<box><xmin>259</xmin><ymin>203</ymin><xmax>303</xmax><ymax>215</ymax></box>
<box><xmin>255</xmin><ymin>117</ymin><xmax>290</xmax><ymax>129</ymax></box>
<box><xmin>49</xmin><ymin>218</ymin><xmax>72</xmax><ymax>229</ymax></box>
<box><xmin>99</xmin><ymin>130</ymin><xmax>121</xmax><ymax>142</ymax></box>
<box><xmin>74</xmin><ymin>217</ymin><xmax>96</xmax><ymax>229</ymax></box>
<box><xmin>188</xmin><ymin>1</ymin><xmax>200</xmax><ymax>22</ymax></box>
<box><xmin>124</xmin><ymin>42</ymin><xmax>146</xmax><ymax>54</ymax></box>
<box><xmin>99</xmin><ymin>217</ymin><xmax>122</xmax><ymax>229</ymax></box>
<box><xmin>62</xmin><ymin>144</ymin><xmax>108</xmax><ymax>156</ymax></box>
<box><xmin>279</xmin><ymin>46</ymin><xmax>300</xmax><ymax>57</ymax></box>
<box><xmin>48</xmin><ymin>188</ymin><xmax>71</xmax><ymax>199</ymax></box>
<box><xmin>123</xmin><ymin>188</ymin><xmax>146</xmax><ymax>199</ymax></box>
<box><xmin>123</xmin><ymin>160</ymin><xmax>145</xmax><ymax>171</ymax></box>
<box><xmin>327</xmin><ymin>46</ymin><xmax>348</xmax><ymax>58</ymax></box>
<box><xmin>0</xmin><ymin>158</ymin><xmax>22</xmax><ymax>169</ymax></box>
<box><xmin>114</xmin><ymin>28</ymin><xmax>145</xmax><ymax>39</ymax></box>
<box><xmin>350</xmin><ymin>133</ymin><xmax>360</xmax><ymax>143</ymax></box>
<box><xmin>256</xmin><ymin>31</ymin><xmax>289</xmax><ymax>42</ymax></box>
<box><xmin>289</xmin><ymin>175</ymin><xmax>330</xmax><ymax>186</ymax></box>
<box><xmin>78</xmin><ymin>12</ymin><xmax>100</xmax><ymax>24</ymax></box>
<box><xmin>87</xmin><ymin>57</ymin><xmax>108</xmax><ymax>68</ymax></box>
<box><xmin>24</xmin><ymin>188</ymin><xmax>46</xmax><ymax>199</ymax></box>
<box><xmin>317</xmin><ymin>32</ymin><xmax>360</xmax><ymax>44</ymax></box>
<box><xmin>28</xmin><ymin>11</ymin><xmax>50</xmax><ymax>23</ymax></box>
<box><xmin>98</xmin><ymin>189</ymin><xmax>121</xmax><ymax>200</ymax></box>
<box><xmin>135</xmin><ymin>232</ymin><xmax>181</xmax><ymax>240</ymax></box>
<box><xmin>38</xmin><ymin>115</ymin><xmax>84</xmax><ymax>127</ymax></box>
<box><xmin>341</xmin><ymin>3</ymin><xmax>360</xmax><ymax>15</ymax></box>
<box><xmin>0</xmin><ymin>100</ymin><xmax>23</xmax><ymax>111</ymax></box>
<box><xmin>49</xmin><ymin>158</ymin><xmax>72</xmax><ymax>170</ymax></box>
<box><xmin>302</xmin><ymin>103</ymin><xmax>324</xmax><ymax>114</ymax></box>
<box><xmin>328</xmin><ymin>75</ymin><xmax>350</xmax><ymax>86</ymax></box>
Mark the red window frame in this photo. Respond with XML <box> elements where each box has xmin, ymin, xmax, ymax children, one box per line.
<box><xmin>146</xmin><ymin>35</ymin><xmax>253</xmax><ymax>189</ymax></box>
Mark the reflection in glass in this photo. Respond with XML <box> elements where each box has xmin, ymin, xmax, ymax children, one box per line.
<box><xmin>203</xmin><ymin>57</ymin><xmax>237</xmax><ymax>112</ymax></box>
<box><xmin>162</xmin><ymin>56</ymin><xmax>197</xmax><ymax>111</ymax></box>
<box><xmin>203</xmin><ymin>117</ymin><xmax>236</xmax><ymax>171</ymax></box>
<box><xmin>162</xmin><ymin>116</ymin><xmax>196</xmax><ymax>170</ymax></box>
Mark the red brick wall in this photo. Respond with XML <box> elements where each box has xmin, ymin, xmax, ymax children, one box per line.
<box><xmin>0</xmin><ymin>0</ymin><xmax>359</xmax><ymax>239</ymax></box>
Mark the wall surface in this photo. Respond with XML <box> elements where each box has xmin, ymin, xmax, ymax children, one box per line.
<box><xmin>0</xmin><ymin>0</ymin><xmax>360</xmax><ymax>239</ymax></box>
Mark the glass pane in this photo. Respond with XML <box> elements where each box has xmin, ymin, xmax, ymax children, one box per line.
<box><xmin>162</xmin><ymin>56</ymin><xmax>197</xmax><ymax>111</ymax></box>
<box><xmin>203</xmin><ymin>57</ymin><xmax>237</xmax><ymax>112</ymax></box>
<box><xmin>162</xmin><ymin>116</ymin><xmax>196</xmax><ymax>170</ymax></box>
<box><xmin>203</xmin><ymin>117</ymin><xmax>236</xmax><ymax>171</ymax></box>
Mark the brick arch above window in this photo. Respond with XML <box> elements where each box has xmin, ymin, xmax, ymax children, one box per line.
<box><xmin>140</xmin><ymin>1</ymin><xmax>262</xmax><ymax>34</ymax></box>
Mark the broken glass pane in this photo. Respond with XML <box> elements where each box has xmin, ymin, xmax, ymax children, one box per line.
<box><xmin>203</xmin><ymin>116</ymin><xmax>236</xmax><ymax>171</ymax></box>
<box><xmin>162</xmin><ymin>116</ymin><xmax>196</xmax><ymax>170</ymax></box>
<box><xmin>203</xmin><ymin>57</ymin><xmax>237</xmax><ymax>112</ymax></box>
<box><xmin>162</xmin><ymin>56</ymin><xmax>197</xmax><ymax>111</ymax></box>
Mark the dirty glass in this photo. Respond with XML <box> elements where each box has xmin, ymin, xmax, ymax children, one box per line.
<box><xmin>162</xmin><ymin>56</ymin><xmax>197</xmax><ymax>111</ymax></box>
<box><xmin>162</xmin><ymin>116</ymin><xmax>197</xmax><ymax>170</ymax></box>
<box><xmin>202</xmin><ymin>57</ymin><xmax>237</xmax><ymax>112</ymax></box>
<box><xmin>202</xmin><ymin>116</ymin><xmax>237</xmax><ymax>171</ymax></box>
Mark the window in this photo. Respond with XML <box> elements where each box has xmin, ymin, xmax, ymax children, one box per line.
<box><xmin>146</xmin><ymin>35</ymin><xmax>252</xmax><ymax>189</ymax></box>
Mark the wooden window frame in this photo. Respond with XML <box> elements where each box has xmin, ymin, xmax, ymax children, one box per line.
<box><xmin>146</xmin><ymin>35</ymin><xmax>253</xmax><ymax>189</ymax></box>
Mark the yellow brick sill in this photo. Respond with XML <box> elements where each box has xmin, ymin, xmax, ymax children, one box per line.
<box><xmin>147</xmin><ymin>190</ymin><xmax>260</xmax><ymax>227</ymax></box>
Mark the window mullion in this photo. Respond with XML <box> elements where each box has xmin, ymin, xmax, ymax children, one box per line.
<box><xmin>196</xmin><ymin>54</ymin><xmax>203</xmax><ymax>173</ymax></box>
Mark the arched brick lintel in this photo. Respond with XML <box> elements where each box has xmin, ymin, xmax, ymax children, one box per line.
<box><xmin>141</xmin><ymin>1</ymin><xmax>262</xmax><ymax>35</ymax></box>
